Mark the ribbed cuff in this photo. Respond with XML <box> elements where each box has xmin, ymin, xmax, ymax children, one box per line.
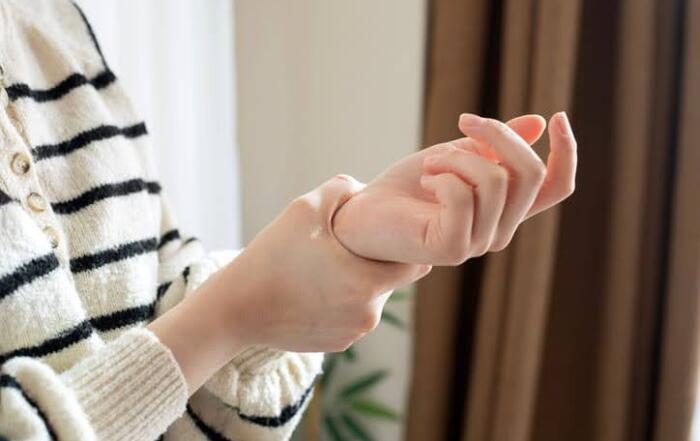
<box><xmin>229</xmin><ymin>345</ymin><xmax>286</xmax><ymax>373</ymax></box>
<box><xmin>61</xmin><ymin>328</ymin><xmax>188</xmax><ymax>441</ymax></box>
<box><xmin>204</xmin><ymin>349</ymin><xmax>324</xmax><ymax>416</ymax></box>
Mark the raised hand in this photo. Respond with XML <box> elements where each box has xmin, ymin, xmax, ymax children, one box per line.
<box><xmin>332</xmin><ymin>112</ymin><xmax>577</xmax><ymax>265</ymax></box>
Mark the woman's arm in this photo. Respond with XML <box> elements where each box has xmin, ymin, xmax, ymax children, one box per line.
<box><xmin>148</xmin><ymin>174</ymin><xmax>429</xmax><ymax>395</ymax></box>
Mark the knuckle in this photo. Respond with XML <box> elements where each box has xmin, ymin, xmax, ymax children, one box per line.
<box><xmin>443</xmin><ymin>241</ymin><xmax>470</xmax><ymax>265</ymax></box>
<box><xmin>490</xmin><ymin>235</ymin><xmax>512</xmax><ymax>252</ymax></box>
<box><xmin>522</xmin><ymin>161</ymin><xmax>546</xmax><ymax>184</ymax></box>
<box><xmin>357</xmin><ymin>308</ymin><xmax>381</xmax><ymax>333</ymax></box>
<box><xmin>288</xmin><ymin>194</ymin><xmax>315</xmax><ymax>215</ymax></box>
<box><xmin>471</xmin><ymin>241</ymin><xmax>490</xmax><ymax>258</ymax></box>
<box><xmin>333</xmin><ymin>173</ymin><xmax>354</xmax><ymax>183</ymax></box>
<box><xmin>331</xmin><ymin>339</ymin><xmax>355</xmax><ymax>353</ymax></box>
<box><xmin>350</xmin><ymin>280</ymin><xmax>377</xmax><ymax>301</ymax></box>
<box><xmin>488</xmin><ymin>165</ymin><xmax>509</xmax><ymax>190</ymax></box>
<box><xmin>564</xmin><ymin>181</ymin><xmax>576</xmax><ymax>198</ymax></box>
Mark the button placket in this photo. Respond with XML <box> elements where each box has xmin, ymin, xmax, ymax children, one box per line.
<box><xmin>0</xmin><ymin>76</ymin><xmax>64</xmax><ymax>255</ymax></box>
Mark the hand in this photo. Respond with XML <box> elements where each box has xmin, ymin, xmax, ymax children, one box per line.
<box><xmin>332</xmin><ymin>112</ymin><xmax>577</xmax><ymax>265</ymax></box>
<box><xmin>215</xmin><ymin>175</ymin><xmax>431</xmax><ymax>353</ymax></box>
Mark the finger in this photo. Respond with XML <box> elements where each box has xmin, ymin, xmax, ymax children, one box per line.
<box><xmin>366</xmin><ymin>263</ymin><xmax>433</xmax><ymax>295</ymax></box>
<box><xmin>423</xmin><ymin>146</ymin><xmax>508</xmax><ymax>256</ymax></box>
<box><xmin>420</xmin><ymin>172</ymin><xmax>475</xmax><ymax>265</ymax></box>
<box><xmin>458</xmin><ymin>113</ymin><xmax>546</xmax><ymax>250</ymax></box>
<box><xmin>525</xmin><ymin>112</ymin><xmax>578</xmax><ymax>219</ymax></box>
<box><xmin>449</xmin><ymin>114</ymin><xmax>546</xmax><ymax>158</ymax></box>
<box><xmin>507</xmin><ymin>114</ymin><xmax>547</xmax><ymax>145</ymax></box>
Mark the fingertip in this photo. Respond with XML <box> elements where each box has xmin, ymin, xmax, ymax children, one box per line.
<box><xmin>531</xmin><ymin>113</ymin><xmax>547</xmax><ymax>125</ymax></box>
<box><xmin>459</xmin><ymin>113</ymin><xmax>483</xmax><ymax>128</ymax></box>
<box><xmin>508</xmin><ymin>114</ymin><xmax>546</xmax><ymax>145</ymax></box>
<box><xmin>550</xmin><ymin>111</ymin><xmax>572</xmax><ymax>137</ymax></box>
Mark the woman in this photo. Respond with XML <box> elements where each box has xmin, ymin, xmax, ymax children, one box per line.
<box><xmin>0</xmin><ymin>1</ymin><xmax>577</xmax><ymax>440</ymax></box>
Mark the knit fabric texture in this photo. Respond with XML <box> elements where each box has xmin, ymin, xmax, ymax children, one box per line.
<box><xmin>0</xmin><ymin>1</ymin><xmax>322</xmax><ymax>440</ymax></box>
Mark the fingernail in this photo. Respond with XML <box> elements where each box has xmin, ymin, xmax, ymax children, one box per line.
<box><xmin>557</xmin><ymin>111</ymin><xmax>571</xmax><ymax>136</ymax></box>
<box><xmin>460</xmin><ymin>113</ymin><xmax>482</xmax><ymax>127</ymax></box>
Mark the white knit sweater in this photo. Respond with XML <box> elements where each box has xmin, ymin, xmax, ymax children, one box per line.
<box><xmin>0</xmin><ymin>1</ymin><xmax>322</xmax><ymax>440</ymax></box>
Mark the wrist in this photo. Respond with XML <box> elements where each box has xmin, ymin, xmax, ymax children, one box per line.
<box><xmin>147</xmin><ymin>265</ymin><xmax>252</xmax><ymax>395</ymax></box>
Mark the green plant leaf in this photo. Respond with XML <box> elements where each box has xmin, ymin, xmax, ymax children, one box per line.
<box><xmin>342</xmin><ymin>346</ymin><xmax>357</xmax><ymax>362</ymax></box>
<box><xmin>339</xmin><ymin>370</ymin><xmax>388</xmax><ymax>399</ymax></box>
<box><xmin>340</xmin><ymin>413</ymin><xmax>375</xmax><ymax>441</ymax></box>
<box><xmin>350</xmin><ymin>399</ymin><xmax>400</xmax><ymax>421</ymax></box>
<box><xmin>380</xmin><ymin>310</ymin><xmax>405</xmax><ymax>328</ymax></box>
<box><xmin>324</xmin><ymin>415</ymin><xmax>349</xmax><ymax>441</ymax></box>
<box><xmin>321</xmin><ymin>353</ymin><xmax>339</xmax><ymax>388</ymax></box>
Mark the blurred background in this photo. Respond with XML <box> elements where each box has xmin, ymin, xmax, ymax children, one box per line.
<box><xmin>78</xmin><ymin>0</ymin><xmax>700</xmax><ymax>440</ymax></box>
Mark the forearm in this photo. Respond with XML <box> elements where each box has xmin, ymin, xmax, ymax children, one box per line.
<box><xmin>148</xmin><ymin>260</ymin><xmax>249</xmax><ymax>395</ymax></box>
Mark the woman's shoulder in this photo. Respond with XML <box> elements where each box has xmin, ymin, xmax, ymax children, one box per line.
<box><xmin>2</xmin><ymin>0</ymin><xmax>105</xmax><ymax>71</ymax></box>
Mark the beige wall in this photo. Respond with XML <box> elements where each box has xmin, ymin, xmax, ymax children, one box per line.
<box><xmin>235</xmin><ymin>0</ymin><xmax>427</xmax><ymax>241</ymax></box>
<box><xmin>235</xmin><ymin>2</ymin><xmax>426</xmax><ymax>440</ymax></box>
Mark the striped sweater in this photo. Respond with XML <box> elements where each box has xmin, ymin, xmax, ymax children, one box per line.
<box><xmin>0</xmin><ymin>1</ymin><xmax>322</xmax><ymax>440</ymax></box>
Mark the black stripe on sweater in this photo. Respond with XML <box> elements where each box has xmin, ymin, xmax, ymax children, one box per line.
<box><xmin>0</xmin><ymin>254</ymin><xmax>60</xmax><ymax>302</ymax></box>
<box><xmin>33</xmin><ymin>122</ymin><xmax>148</xmax><ymax>161</ymax></box>
<box><xmin>90</xmin><ymin>303</ymin><xmax>155</xmax><ymax>332</ymax></box>
<box><xmin>183</xmin><ymin>237</ymin><xmax>199</xmax><ymax>246</ymax></box>
<box><xmin>182</xmin><ymin>266</ymin><xmax>191</xmax><ymax>285</ymax></box>
<box><xmin>70</xmin><ymin>237</ymin><xmax>158</xmax><ymax>274</ymax></box>
<box><xmin>186</xmin><ymin>405</ymin><xmax>233</xmax><ymax>441</ymax></box>
<box><xmin>158</xmin><ymin>229</ymin><xmax>181</xmax><ymax>249</ymax></box>
<box><xmin>0</xmin><ymin>190</ymin><xmax>13</xmax><ymax>207</ymax></box>
<box><xmin>0</xmin><ymin>301</ymin><xmax>159</xmax><ymax>364</ymax></box>
<box><xmin>236</xmin><ymin>384</ymin><xmax>314</xmax><ymax>428</ymax></box>
<box><xmin>52</xmin><ymin>178</ymin><xmax>161</xmax><ymax>215</ymax></box>
<box><xmin>156</xmin><ymin>265</ymin><xmax>194</xmax><ymax>301</ymax></box>
<box><xmin>186</xmin><ymin>383</ymin><xmax>314</xmax><ymax>440</ymax></box>
<box><xmin>72</xmin><ymin>2</ymin><xmax>109</xmax><ymax>69</ymax></box>
<box><xmin>0</xmin><ymin>321</ymin><xmax>93</xmax><ymax>365</ymax></box>
<box><xmin>5</xmin><ymin>70</ymin><xmax>116</xmax><ymax>103</ymax></box>
<box><xmin>156</xmin><ymin>281</ymin><xmax>172</xmax><ymax>300</ymax></box>
<box><xmin>0</xmin><ymin>374</ymin><xmax>58</xmax><ymax>440</ymax></box>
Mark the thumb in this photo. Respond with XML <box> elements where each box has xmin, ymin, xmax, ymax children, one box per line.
<box><xmin>303</xmin><ymin>174</ymin><xmax>366</xmax><ymax>232</ymax></box>
<box><xmin>453</xmin><ymin>113</ymin><xmax>546</xmax><ymax>161</ymax></box>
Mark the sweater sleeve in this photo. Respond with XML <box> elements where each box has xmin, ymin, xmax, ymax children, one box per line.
<box><xmin>0</xmin><ymin>328</ymin><xmax>188</xmax><ymax>441</ymax></box>
<box><xmin>155</xmin><ymin>196</ymin><xmax>323</xmax><ymax>440</ymax></box>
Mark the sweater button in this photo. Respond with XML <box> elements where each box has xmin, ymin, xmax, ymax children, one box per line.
<box><xmin>10</xmin><ymin>152</ymin><xmax>31</xmax><ymax>175</ymax></box>
<box><xmin>27</xmin><ymin>192</ymin><xmax>47</xmax><ymax>212</ymax></box>
<box><xmin>43</xmin><ymin>226</ymin><xmax>60</xmax><ymax>249</ymax></box>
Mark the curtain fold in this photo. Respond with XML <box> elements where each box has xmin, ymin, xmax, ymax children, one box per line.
<box><xmin>406</xmin><ymin>2</ymin><xmax>491</xmax><ymax>440</ymax></box>
<box><xmin>467</xmin><ymin>2</ymin><xmax>582</xmax><ymax>441</ymax></box>
<box><xmin>407</xmin><ymin>0</ymin><xmax>700</xmax><ymax>440</ymax></box>
<box><xmin>653</xmin><ymin>0</ymin><xmax>700</xmax><ymax>439</ymax></box>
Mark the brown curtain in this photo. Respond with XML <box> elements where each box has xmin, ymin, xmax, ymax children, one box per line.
<box><xmin>407</xmin><ymin>1</ymin><xmax>700</xmax><ymax>441</ymax></box>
